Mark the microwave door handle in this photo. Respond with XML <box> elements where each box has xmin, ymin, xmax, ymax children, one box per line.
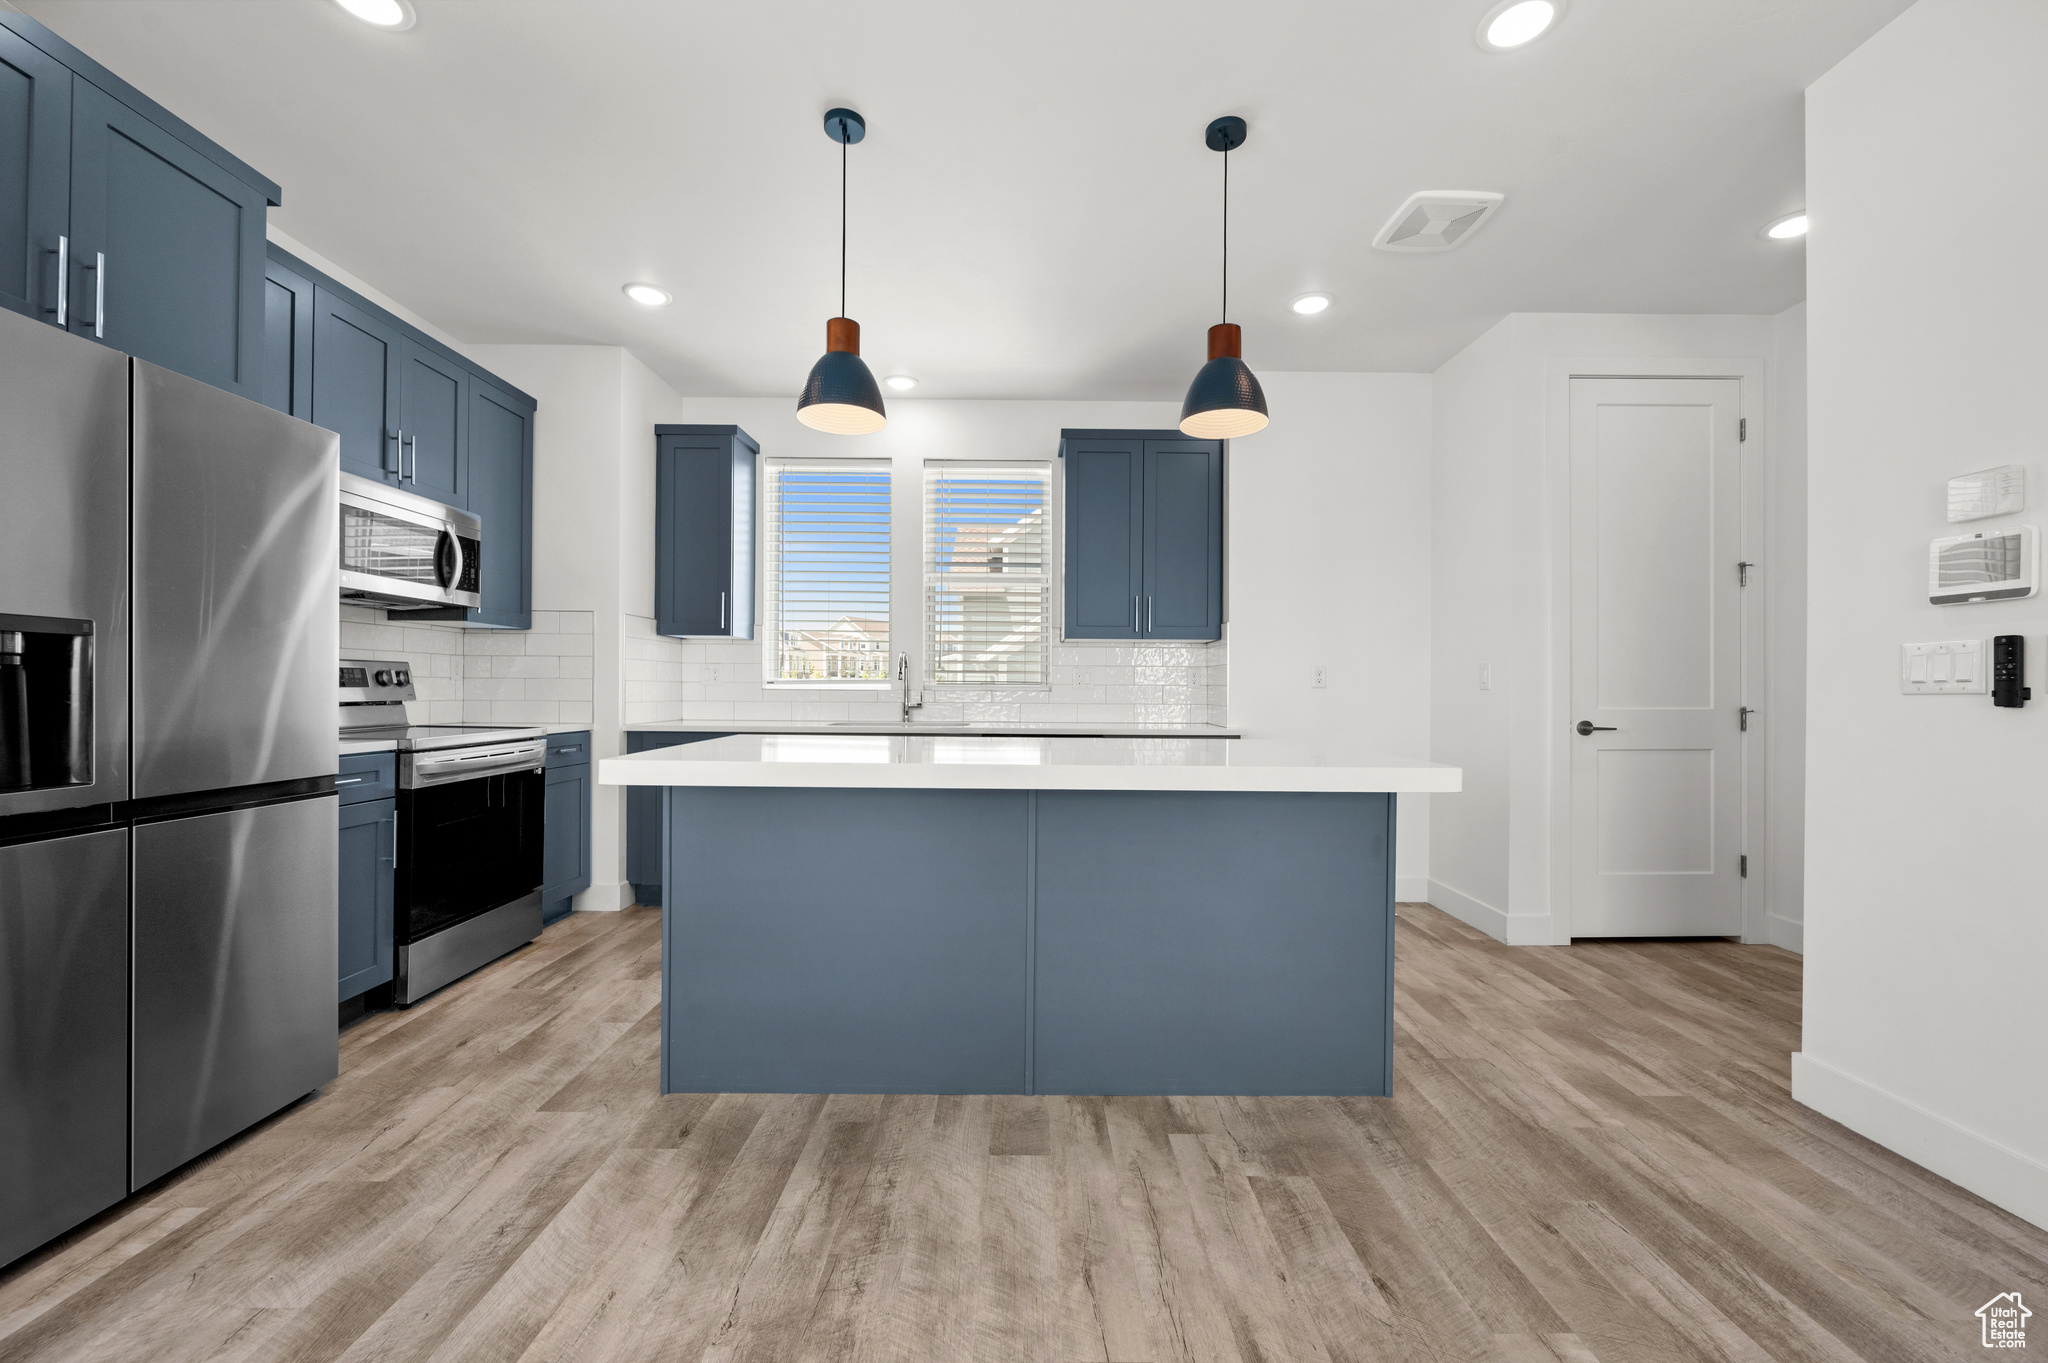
<box><xmin>436</xmin><ymin>529</ymin><xmax>460</xmax><ymax>590</ymax></box>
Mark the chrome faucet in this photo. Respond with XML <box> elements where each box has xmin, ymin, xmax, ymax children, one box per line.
<box><xmin>898</xmin><ymin>653</ymin><xmax>922</xmax><ymax>724</ymax></box>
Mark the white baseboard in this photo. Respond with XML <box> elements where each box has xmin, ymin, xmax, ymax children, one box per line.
<box><xmin>1766</xmin><ymin>913</ymin><xmax>1803</xmax><ymax>954</ymax></box>
<box><xmin>1395</xmin><ymin>876</ymin><xmax>1429</xmax><ymax>902</ymax></box>
<box><xmin>1424</xmin><ymin>880</ymin><xmax>1554</xmax><ymax>945</ymax></box>
<box><xmin>573</xmin><ymin>880</ymin><xmax>633</xmax><ymax>914</ymax></box>
<box><xmin>1792</xmin><ymin>1051</ymin><xmax>2048</xmax><ymax>1232</ymax></box>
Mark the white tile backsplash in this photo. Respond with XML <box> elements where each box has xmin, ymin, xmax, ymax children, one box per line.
<box><xmin>340</xmin><ymin>604</ymin><xmax>597</xmax><ymax>727</ymax></box>
<box><xmin>620</xmin><ymin>614</ymin><xmax>1226</xmax><ymax>727</ymax></box>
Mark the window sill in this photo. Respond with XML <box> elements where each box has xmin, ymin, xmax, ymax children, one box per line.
<box><xmin>762</xmin><ymin>682</ymin><xmax>895</xmax><ymax>692</ymax></box>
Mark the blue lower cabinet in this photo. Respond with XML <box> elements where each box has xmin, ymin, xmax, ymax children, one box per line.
<box><xmin>337</xmin><ymin>753</ymin><xmax>396</xmax><ymax>1001</ymax></box>
<box><xmin>625</xmin><ymin>731</ymin><xmax>726</xmax><ymax>904</ymax></box>
<box><xmin>664</xmin><ymin>787</ymin><xmax>1030</xmax><ymax>1094</ymax></box>
<box><xmin>542</xmin><ymin>731</ymin><xmax>593</xmax><ymax>924</ymax></box>
<box><xmin>337</xmin><ymin>796</ymin><xmax>395</xmax><ymax>1001</ymax></box>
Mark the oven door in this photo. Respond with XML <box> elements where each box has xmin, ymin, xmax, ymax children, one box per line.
<box><xmin>396</xmin><ymin>764</ymin><xmax>543</xmax><ymax>947</ymax></box>
<box><xmin>338</xmin><ymin>473</ymin><xmax>482</xmax><ymax>610</ymax></box>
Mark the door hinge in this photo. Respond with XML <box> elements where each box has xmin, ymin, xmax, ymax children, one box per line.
<box><xmin>1739</xmin><ymin>705</ymin><xmax>1755</xmax><ymax>732</ymax></box>
<box><xmin>1739</xmin><ymin>417</ymin><xmax>1747</xmax><ymax>441</ymax></box>
<box><xmin>1740</xmin><ymin>854</ymin><xmax>1749</xmax><ymax>878</ymax></box>
<box><xmin>1738</xmin><ymin>560</ymin><xmax>1753</xmax><ymax>586</ymax></box>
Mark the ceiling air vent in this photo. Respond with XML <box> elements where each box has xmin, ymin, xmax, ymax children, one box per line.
<box><xmin>1372</xmin><ymin>191</ymin><xmax>1504</xmax><ymax>252</ymax></box>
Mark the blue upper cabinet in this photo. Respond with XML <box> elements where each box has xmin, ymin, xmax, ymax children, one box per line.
<box><xmin>655</xmin><ymin>425</ymin><xmax>757</xmax><ymax>640</ymax></box>
<box><xmin>1062</xmin><ymin>435</ymin><xmax>1146</xmax><ymax>639</ymax></box>
<box><xmin>399</xmin><ymin>336</ymin><xmax>466</xmax><ymax>504</ymax></box>
<box><xmin>272</xmin><ymin>245</ymin><xmax>538</xmax><ymax>629</ymax></box>
<box><xmin>1062</xmin><ymin>430</ymin><xmax>1224</xmax><ymax>642</ymax></box>
<box><xmin>1141</xmin><ymin>439</ymin><xmax>1224</xmax><ymax>641</ymax></box>
<box><xmin>312</xmin><ymin>285</ymin><xmax>402</xmax><ymax>485</ymax></box>
<box><xmin>464</xmin><ymin>377</ymin><xmax>534</xmax><ymax>630</ymax></box>
<box><xmin>65</xmin><ymin>81</ymin><xmax>266</xmax><ymax>400</ymax></box>
<box><xmin>0</xmin><ymin>12</ymin><xmax>279</xmax><ymax>395</ymax></box>
<box><xmin>0</xmin><ymin>27</ymin><xmax>69</xmax><ymax>325</ymax></box>
<box><xmin>260</xmin><ymin>254</ymin><xmax>313</xmax><ymax>418</ymax></box>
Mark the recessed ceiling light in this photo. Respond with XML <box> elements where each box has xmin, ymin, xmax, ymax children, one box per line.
<box><xmin>334</xmin><ymin>0</ymin><xmax>416</xmax><ymax>30</ymax></box>
<box><xmin>1765</xmin><ymin>212</ymin><xmax>1809</xmax><ymax>240</ymax></box>
<box><xmin>622</xmin><ymin>283</ymin><xmax>672</xmax><ymax>307</ymax></box>
<box><xmin>1291</xmin><ymin>293</ymin><xmax>1332</xmax><ymax>316</ymax></box>
<box><xmin>1477</xmin><ymin>0</ymin><xmax>1558</xmax><ymax>50</ymax></box>
<box><xmin>884</xmin><ymin>375</ymin><xmax>919</xmax><ymax>391</ymax></box>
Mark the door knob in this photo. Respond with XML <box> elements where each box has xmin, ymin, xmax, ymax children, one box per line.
<box><xmin>1575</xmin><ymin>720</ymin><xmax>1618</xmax><ymax>736</ymax></box>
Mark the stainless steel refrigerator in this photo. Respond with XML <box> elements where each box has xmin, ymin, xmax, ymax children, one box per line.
<box><xmin>0</xmin><ymin>307</ymin><xmax>340</xmax><ymax>1267</ymax></box>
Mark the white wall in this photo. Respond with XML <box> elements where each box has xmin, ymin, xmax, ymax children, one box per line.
<box><xmin>1766</xmin><ymin>302</ymin><xmax>1808</xmax><ymax>950</ymax></box>
<box><xmin>1796</xmin><ymin>0</ymin><xmax>2048</xmax><ymax>1230</ymax></box>
<box><xmin>1428</xmin><ymin>312</ymin><xmax>1801</xmax><ymax>946</ymax></box>
<box><xmin>1228</xmin><ymin>373</ymin><xmax>1435</xmax><ymax>895</ymax></box>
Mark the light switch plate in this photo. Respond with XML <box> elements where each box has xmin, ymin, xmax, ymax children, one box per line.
<box><xmin>1902</xmin><ymin>639</ymin><xmax>1987</xmax><ymax>693</ymax></box>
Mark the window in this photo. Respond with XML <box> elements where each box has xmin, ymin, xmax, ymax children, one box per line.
<box><xmin>924</xmin><ymin>461</ymin><xmax>1050</xmax><ymax>686</ymax></box>
<box><xmin>764</xmin><ymin>459</ymin><xmax>892</xmax><ymax>684</ymax></box>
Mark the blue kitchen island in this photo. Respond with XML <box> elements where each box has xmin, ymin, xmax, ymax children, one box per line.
<box><xmin>599</xmin><ymin>734</ymin><xmax>1459</xmax><ymax>1097</ymax></box>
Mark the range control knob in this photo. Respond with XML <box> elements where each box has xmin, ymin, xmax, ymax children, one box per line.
<box><xmin>374</xmin><ymin>669</ymin><xmax>394</xmax><ymax>686</ymax></box>
<box><xmin>394</xmin><ymin>669</ymin><xmax>410</xmax><ymax>686</ymax></box>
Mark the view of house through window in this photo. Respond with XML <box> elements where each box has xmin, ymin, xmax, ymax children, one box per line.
<box><xmin>764</xmin><ymin>459</ymin><xmax>892</xmax><ymax>683</ymax></box>
<box><xmin>924</xmin><ymin>461</ymin><xmax>1051</xmax><ymax>686</ymax></box>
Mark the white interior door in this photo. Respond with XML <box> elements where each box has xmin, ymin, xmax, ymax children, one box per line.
<box><xmin>1569</xmin><ymin>377</ymin><xmax>1745</xmax><ymax>937</ymax></box>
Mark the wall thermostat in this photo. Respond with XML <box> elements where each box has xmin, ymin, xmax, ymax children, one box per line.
<box><xmin>1947</xmin><ymin>464</ymin><xmax>2026</xmax><ymax>522</ymax></box>
<box><xmin>1929</xmin><ymin>525</ymin><xmax>2038</xmax><ymax>604</ymax></box>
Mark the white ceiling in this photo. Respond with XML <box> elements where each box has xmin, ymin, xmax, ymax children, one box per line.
<box><xmin>24</xmin><ymin>0</ymin><xmax>1906</xmax><ymax>399</ymax></box>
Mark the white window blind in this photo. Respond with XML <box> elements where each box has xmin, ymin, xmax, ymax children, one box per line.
<box><xmin>765</xmin><ymin>459</ymin><xmax>892</xmax><ymax>684</ymax></box>
<box><xmin>923</xmin><ymin>461</ymin><xmax>1050</xmax><ymax>687</ymax></box>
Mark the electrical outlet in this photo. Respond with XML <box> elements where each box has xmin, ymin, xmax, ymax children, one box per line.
<box><xmin>706</xmin><ymin>661</ymin><xmax>720</xmax><ymax>684</ymax></box>
<box><xmin>1478</xmin><ymin>662</ymin><xmax>1492</xmax><ymax>691</ymax></box>
<box><xmin>1311</xmin><ymin>665</ymin><xmax>1328</xmax><ymax>689</ymax></box>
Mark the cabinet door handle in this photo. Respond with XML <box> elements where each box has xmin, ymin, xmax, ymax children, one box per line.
<box><xmin>720</xmin><ymin>591</ymin><xmax>727</xmax><ymax>630</ymax></box>
<box><xmin>390</xmin><ymin>428</ymin><xmax>403</xmax><ymax>479</ymax></box>
<box><xmin>1147</xmin><ymin>596</ymin><xmax>1153</xmax><ymax>632</ymax></box>
<box><xmin>76</xmin><ymin>252</ymin><xmax>104</xmax><ymax>337</ymax></box>
<box><xmin>387</xmin><ymin>817</ymin><xmax>397</xmax><ymax>865</ymax></box>
<box><xmin>404</xmin><ymin>433</ymin><xmax>418</xmax><ymax>483</ymax></box>
<box><xmin>335</xmin><ymin>776</ymin><xmax>366</xmax><ymax>785</ymax></box>
<box><xmin>46</xmin><ymin>236</ymin><xmax>66</xmax><ymax>326</ymax></box>
<box><xmin>1132</xmin><ymin>596</ymin><xmax>1139</xmax><ymax>633</ymax></box>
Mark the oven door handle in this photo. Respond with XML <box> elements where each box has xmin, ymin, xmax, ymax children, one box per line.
<box><xmin>402</xmin><ymin>741</ymin><xmax>546</xmax><ymax>790</ymax></box>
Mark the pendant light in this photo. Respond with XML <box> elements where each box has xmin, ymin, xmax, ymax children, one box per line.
<box><xmin>1180</xmin><ymin>115</ymin><xmax>1269</xmax><ymax>439</ymax></box>
<box><xmin>797</xmin><ymin>108</ymin><xmax>887</xmax><ymax>435</ymax></box>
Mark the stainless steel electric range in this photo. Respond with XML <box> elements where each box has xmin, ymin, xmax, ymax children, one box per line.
<box><xmin>340</xmin><ymin>659</ymin><xmax>545</xmax><ymax>1005</ymax></box>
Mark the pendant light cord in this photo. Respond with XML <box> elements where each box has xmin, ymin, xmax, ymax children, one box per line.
<box><xmin>1221</xmin><ymin>143</ymin><xmax>1229</xmax><ymax>325</ymax></box>
<box><xmin>840</xmin><ymin>131</ymin><xmax>848</xmax><ymax>319</ymax></box>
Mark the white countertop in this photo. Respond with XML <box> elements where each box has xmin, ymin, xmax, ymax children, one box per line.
<box><xmin>625</xmin><ymin>719</ymin><xmax>1240</xmax><ymax>738</ymax></box>
<box><xmin>599</xmin><ymin>733</ymin><xmax>1459</xmax><ymax>794</ymax></box>
<box><xmin>340</xmin><ymin>722</ymin><xmax>589</xmax><ymax>757</ymax></box>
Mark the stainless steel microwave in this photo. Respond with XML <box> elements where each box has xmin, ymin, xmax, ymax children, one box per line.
<box><xmin>339</xmin><ymin>472</ymin><xmax>482</xmax><ymax>610</ymax></box>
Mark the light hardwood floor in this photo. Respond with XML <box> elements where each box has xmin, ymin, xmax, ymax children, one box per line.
<box><xmin>2</xmin><ymin>902</ymin><xmax>2042</xmax><ymax>1362</ymax></box>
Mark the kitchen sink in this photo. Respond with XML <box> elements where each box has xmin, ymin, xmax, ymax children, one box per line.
<box><xmin>828</xmin><ymin>720</ymin><xmax>971</xmax><ymax>728</ymax></box>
